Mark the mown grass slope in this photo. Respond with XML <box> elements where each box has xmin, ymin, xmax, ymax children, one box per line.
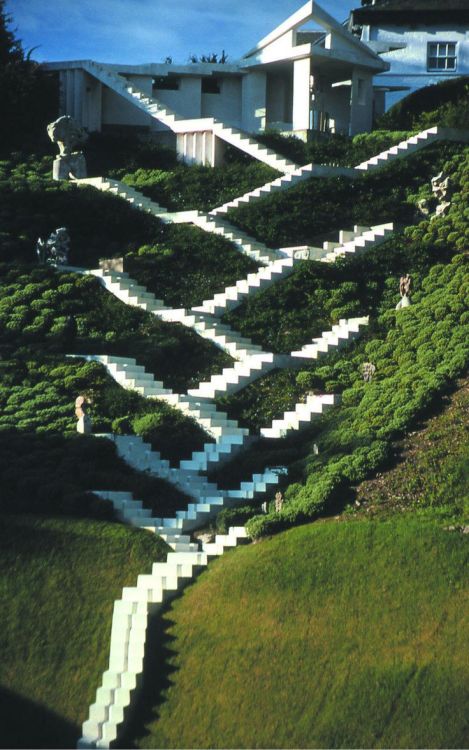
<box><xmin>128</xmin><ymin>518</ymin><xmax>469</xmax><ymax>750</ymax></box>
<box><xmin>0</xmin><ymin>514</ymin><xmax>168</xmax><ymax>749</ymax></box>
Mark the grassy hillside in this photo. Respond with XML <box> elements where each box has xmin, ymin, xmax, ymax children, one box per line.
<box><xmin>123</xmin><ymin>518</ymin><xmax>469</xmax><ymax>750</ymax></box>
<box><xmin>0</xmin><ymin>515</ymin><xmax>168</xmax><ymax>750</ymax></box>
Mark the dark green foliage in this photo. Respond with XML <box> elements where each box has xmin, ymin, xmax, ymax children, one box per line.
<box><xmin>377</xmin><ymin>76</ymin><xmax>469</xmax><ymax>130</ymax></box>
<box><xmin>125</xmin><ymin>224</ymin><xmax>257</xmax><ymax>308</ymax></box>
<box><xmin>215</xmin><ymin>504</ymin><xmax>260</xmax><ymax>533</ymax></box>
<box><xmin>0</xmin><ymin>265</ymin><xmax>230</xmax><ymax>390</ymax></box>
<box><xmin>0</xmin><ymin>1</ymin><xmax>58</xmax><ymax>154</ymax></box>
<box><xmin>86</xmin><ymin>131</ymin><xmax>179</xmax><ymax>175</ymax></box>
<box><xmin>116</xmin><ymin>161</ymin><xmax>277</xmax><ymax>212</ymax></box>
<box><xmin>132</xmin><ymin>406</ymin><xmax>211</xmax><ymax>466</ymax></box>
<box><xmin>254</xmin><ymin>129</ymin><xmax>412</xmax><ymax>167</ymax></box>
<box><xmin>0</xmin><ymin>432</ymin><xmax>190</xmax><ymax>518</ymax></box>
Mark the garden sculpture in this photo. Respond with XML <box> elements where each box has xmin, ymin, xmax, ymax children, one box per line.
<box><xmin>75</xmin><ymin>395</ymin><xmax>92</xmax><ymax>434</ymax></box>
<box><xmin>396</xmin><ymin>274</ymin><xmax>412</xmax><ymax>309</ymax></box>
<box><xmin>362</xmin><ymin>362</ymin><xmax>376</xmax><ymax>383</ymax></box>
<box><xmin>36</xmin><ymin>227</ymin><xmax>70</xmax><ymax>266</ymax></box>
<box><xmin>47</xmin><ymin>115</ymin><xmax>88</xmax><ymax>180</ymax></box>
<box><xmin>275</xmin><ymin>491</ymin><xmax>284</xmax><ymax>513</ymax></box>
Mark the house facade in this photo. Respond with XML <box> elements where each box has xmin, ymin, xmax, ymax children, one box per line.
<box><xmin>44</xmin><ymin>1</ymin><xmax>388</xmax><ymax>166</ymax></box>
<box><xmin>349</xmin><ymin>0</ymin><xmax>469</xmax><ymax>111</ymax></box>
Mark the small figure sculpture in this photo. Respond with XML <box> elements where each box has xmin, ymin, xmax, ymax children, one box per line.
<box><xmin>396</xmin><ymin>274</ymin><xmax>412</xmax><ymax>309</ymax></box>
<box><xmin>419</xmin><ymin>170</ymin><xmax>455</xmax><ymax>218</ymax></box>
<box><xmin>362</xmin><ymin>362</ymin><xmax>376</xmax><ymax>383</ymax></box>
<box><xmin>275</xmin><ymin>491</ymin><xmax>284</xmax><ymax>513</ymax></box>
<box><xmin>75</xmin><ymin>395</ymin><xmax>92</xmax><ymax>434</ymax></box>
<box><xmin>47</xmin><ymin>115</ymin><xmax>88</xmax><ymax>181</ymax></box>
<box><xmin>36</xmin><ymin>227</ymin><xmax>70</xmax><ymax>266</ymax></box>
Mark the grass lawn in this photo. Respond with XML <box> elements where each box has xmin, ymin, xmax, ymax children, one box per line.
<box><xmin>0</xmin><ymin>514</ymin><xmax>168</xmax><ymax>749</ymax></box>
<box><xmin>126</xmin><ymin>518</ymin><xmax>469</xmax><ymax>749</ymax></box>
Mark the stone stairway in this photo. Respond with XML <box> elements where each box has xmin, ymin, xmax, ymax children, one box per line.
<box><xmin>187</xmin><ymin>351</ymin><xmax>289</xmax><ymax>401</ymax></box>
<box><xmin>354</xmin><ymin>126</ymin><xmax>469</xmax><ymax>172</ymax></box>
<box><xmin>316</xmin><ymin>223</ymin><xmax>394</xmax><ymax>263</ymax></box>
<box><xmin>209</xmin><ymin>162</ymin><xmax>357</xmax><ymax>216</ymax></box>
<box><xmin>192</xmin><ymin>255</ymin><xmax>297</xmax><ymax>316</ymax></box>
<box><xmin>191</xmin><ymin>213</ymin><xmax>281</xmax><ymax>265</ymax></box>
<box><xmin>104</xmin><ymin>436</ymin><xmax>284</xmax><ymax>518</ymax></box>
<box><xmin>290</xmin><ymin>317</ymin><xmax>370</xmax><ymax>361</ymax></box>
<box><xmin>260</xmin><ymin>393</ymin><xmax>340</xmax><ymax>439</ymax></box>
<box><xmin>78</xmin><ymin>485</ymin><xmax>251</xmax><ymax>749</ymax></box>
<box><xmin>83</xmin><ymin>61</ymin><xmax>299</xmax><ymax>173</ymax></box>
<box><xmin>72</xmin><ymin>267</ymin><xmax>266</xmax><ymax>361</ymax></box>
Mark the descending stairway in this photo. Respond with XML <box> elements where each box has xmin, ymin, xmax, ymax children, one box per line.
<box><xmin>192</xmin><ymin>255</ymin><xmax>297</xmax><ymax>316</ymax></box>
<box><xmin>316</xmin><ymin>223</ymin><xmax>394</xmax><ymax>263</ymax></box>
<box><xmin>78</xmin><ymin>486</ymin><xmax>251</xmax><ymax>749</ymax></box>
<box><xmin>82</xmin><ymin>61</ymin><xmax>299</xmax><ymax>173</ymax></box>
<box><xmin>187</xmin><ymin>350</ymin><xmax>289</xmax><ymax>400</ymax></box>
<box><xmin>260</xmin><ymin>393</ymin><xmax>339</xmax><ymax>439</ymax></box>
<box><xmin>190</xmin><ymin>213</ymin><xmax>281</xmax><ymax>264</ymax></box>
<box><xmin>354</xmin><ymin>126</ymin><xmax>469</xmax><ymax>172</ymax></box>
<box><xmin>74</xmin><ymin>267</ymin><xmax>266</xmax><ymax>361</ymax></box>
<box><xmin>209</xmin><ymin>162</ymin><xmax>357</xmax><ymax>216</ymax></box>
<box><xmin>290</xmin><ymin>317</ymin><xmax>369</xmax><ymax>361</ymax></box>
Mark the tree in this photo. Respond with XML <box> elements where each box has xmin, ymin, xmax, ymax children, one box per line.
<box><xmin>0</xmin><ymin>0</ymin><xmax>58</xmax><ymax>154</ymax></box>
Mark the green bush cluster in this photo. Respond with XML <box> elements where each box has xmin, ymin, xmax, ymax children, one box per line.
<box><xmin>116</xmin><ymin>161</ymin><xmax>276</xmax><ymax>213</ymax></box>
<box><xmin>0</xmin><ymin>264</ymin><xmax>230</xmax><ymax>390</ymax></box>
<box><xmin>247</xmin><ymin>254</ymin><xmax>469</xmax><ymax>538</ymax></box>
<box><xmin>125</xmin><ymin>223</ymin><xmax>257</xmax><ymax>308</ymax></box>
<box><xmin>377</xmin><ymin>76</ymin><xmax>469</xmax><ymax>131</ymax></box>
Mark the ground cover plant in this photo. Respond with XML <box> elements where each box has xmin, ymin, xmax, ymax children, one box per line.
<box><xmin>377</xmin><ymin>76</ymin><xmax>469</xmax><ymax>131</ymax></box>
<box><xmin>115</xmin><ymin>161</ymin><xmax>277</xmax><ymax>213</ymax></box>
<box><xmin>0</xmin><ymin>513</ymin><xmax>169</xmax><ymax>750</ymax></box>
<box><xmin>124</xmin><ymin>518</ymin><xmax>469</xmax><ymax>750</ymax></box>
<box><xmin>0</xmin><ymin>264</ymin><xmax>231</xmax><ymax>391</ymax></box>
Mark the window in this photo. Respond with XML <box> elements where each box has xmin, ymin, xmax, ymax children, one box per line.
<box><xmin>153</xmin><ymin>77</ymin><xmax>180</xmax><ymax>91</ymax></box>
<box><xmin>427</xmin><ymin>42</ymin><xmax>457</xmax><ymax>71</ymax></box>
<box><xmin>202</xmin><ymin>77</ymin><xmax>221</xmax><ymax>94</ymax></box>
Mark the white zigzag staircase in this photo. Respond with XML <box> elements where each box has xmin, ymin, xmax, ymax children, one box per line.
<box><xmin>354</xmin><ymin>126</ymin><xmax>469</xmax><ymax>172</ymax></box>
<box><xmin>315</xmin><ymin>223</ymin><xmax>394</xmax><ymax>263</ymax></box>
<box><xmin>187</xmin><ymin>350</ymin><xmax>290</xmax><ymax>400</ymax></box>
<box><xmin>78</xmin><ymin>486</ymin><xmax>252</xmax><ymax>749</ymax></box>
<box><xmin>290</xmin><ymin>317</ymin><xmax>369</xmax><ymax>361</ymax></box>
<box><xmin>260</xmin><ymin>393</ymin><xmax>340</xmax><ymax>439</ymax></box>
<box><xmin>209</xmin><ymin>162</ymin><xmax>357</xmax><ymax>216</ymax></box>
<box><xmin>72</xmin><ymin>266</ymin><xmax>266</xmax><ymax>361</ymax></box>
<box><xmin>192</xmin><ymin>255</ymin><xmax>297</xmax><ymax>316</ymax></box>
<box><xmin>82</xmin><ymin>61</ymin><xmax>299</xmax><ymax>173</ymax></box>
<box><xmin>75</xmin><ymin>177</ymin><xmax>278</xmax><ymax>266</ymax></box>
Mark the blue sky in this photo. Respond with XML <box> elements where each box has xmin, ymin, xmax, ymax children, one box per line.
<box><xmin>6</xmin><ymin>0</ymin><xmax>360</xmax><ymax>64</ymax></box>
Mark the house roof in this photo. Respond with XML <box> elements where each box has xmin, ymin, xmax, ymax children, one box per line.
<box><xmin>351</xmin><ymin>0</ymin><xmax>469</xmax><ymax>24</ymax></box>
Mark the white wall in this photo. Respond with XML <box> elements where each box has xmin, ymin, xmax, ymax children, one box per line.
<box><xmin>293</xmin><ymin>58</ymin><xmax>311</xmax><ymax>130</ymax></box>
<box><xmin>156</xmin><ymin>77</ymin><xmax>202</xmax><ymax>120</ymax></box>
<box><xmin>241</xmin><ymin>72</ymin><xmax>267</xmax><ymax>131</ymax></box>
<box><xmin>266</xmin><ymin>69</ymin><xmax>293</xmax><ymax>126</ymax></box>
<box><xmin>201</xmin><ymin>77</ymin><xmax>242</xmax><ymax>126</ymax></box>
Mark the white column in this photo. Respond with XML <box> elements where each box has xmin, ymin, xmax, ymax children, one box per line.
<box><xmin>292</xmin><ymin>58</ymin><xmax>311</xmax><ymax>132</ymax></box>
<box><xmin>349</xmin><ymin>70</ymin><xmax>373</xmax><ymax>135</ymax></box>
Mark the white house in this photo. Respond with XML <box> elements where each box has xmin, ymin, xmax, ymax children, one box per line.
<box><xmin>44</xmin><ymin>1</ymin><xmax>388</xmax><ymax>169</ymax></box>
<box><xmin>349</xmin><ymin>0</ymin><xmax>469</xmax><ymax>111</ymax></box>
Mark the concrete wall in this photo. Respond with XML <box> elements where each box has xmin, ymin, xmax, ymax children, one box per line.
<box><xmin>201</xmin><ymin>77</ymin><xmax>242</xmax><ymax>126</ymax></box>
<box><xmin>241</xmin><ymin>72</ymin><xmax>267</xmax><ymax>131</ymax></box>
<box><xmin>156</xmin><ymin>76</ymin><xmax>202</xmax><ymax>119</ymax></box>
<box><xmin>349</xmin><ymin>70</ymin><xmax>374</xmax><ymax>135</ymax></box>
<box><xmin>321</xmin><ymin>85</ymin><xmax>351</xmax><ymax>134</ymax></box>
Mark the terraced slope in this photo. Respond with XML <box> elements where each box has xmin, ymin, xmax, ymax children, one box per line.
<box><xmin>124</xmin><ymin>518</ymin><xmax>469</xmax><ymax>750</ymax></box>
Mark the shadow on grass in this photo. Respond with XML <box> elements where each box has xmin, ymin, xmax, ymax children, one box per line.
<box><xmin>0</xmin><ymin>685</ymin><xmax>79</xmax><ymax>749</ymax></box>
<box><xmin>116</xmin><ymin>602</ymin><xmax>180</xmax><ymax>749</ymax></box>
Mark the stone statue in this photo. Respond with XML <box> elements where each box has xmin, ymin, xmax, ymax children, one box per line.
<box><xmin>36</xmin><ymin>227</ymin><xmax>70</xmax><ymax>266</ymax></box>
<box><xmin>418</xmin><ymin>170</ymin><xmax>455</xmax><ymax>218</ymax></box>
<box><xmin>362</xmin><ymin>362</ymin><xmax>376</xmax><ymax>383</ymax></box>
<box><xmin>47</xmin><ymin>116</ymin><xmax>88</xmax><ymax>181</ymax></box>
<box><xmin>274</xmin><ymin>491</ymin><xmax>284</xmax><ymax>513</ymax></box>
<box><xmin>396</xmin><ymin>274</ymin><xmax>412</xmax><ymax>309</ymax></box>
<box><xmin>75</xmin><ymin>395</ymin><xmax>92</xmax><ymax>434</ymax></box>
